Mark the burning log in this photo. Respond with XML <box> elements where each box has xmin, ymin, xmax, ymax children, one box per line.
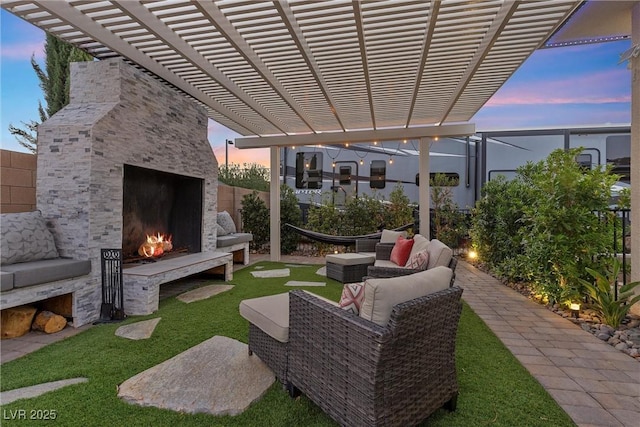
<box><xmin>138</xmin><ymin>233</ymin><xmax>172</xmax><ymax>258</ymax></box>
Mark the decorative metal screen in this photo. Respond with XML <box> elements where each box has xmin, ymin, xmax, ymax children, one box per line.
<box><xmin>100</xmin><ymin>249</ymin><xmax>125</xmax><ymax>321</ymax></box>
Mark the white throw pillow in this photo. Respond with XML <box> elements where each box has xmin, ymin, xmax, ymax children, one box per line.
<box><xmin>359</xmin><ymin>266</ymin><xmax>453</xmax><ymax>326</ymax></box>
<box><xmin>407</xmin><ymin>233</ymin><xmax>430</xmax><ymax>260</ymax></box>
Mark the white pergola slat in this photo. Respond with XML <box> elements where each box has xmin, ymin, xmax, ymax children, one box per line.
<box><xmin>2</xmin><ymin>0</ymin><xmax>581</xmax><ymax>143</ymax></box>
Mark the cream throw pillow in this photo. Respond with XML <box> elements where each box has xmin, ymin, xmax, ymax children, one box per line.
<box><xmin>380</xmin><ymin>229</ymin><xmax>407</xmax><ymax>244</ymax></box>
<box><xmin>359</xmin><ymin>266</ymin><xmax>453</xmax><ymax>326</ymax></box>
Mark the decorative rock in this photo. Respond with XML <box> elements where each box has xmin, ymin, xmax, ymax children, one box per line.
<box><xmin>0</xmin><ymin>378</ymin><xmax>88</xmax><ymax>405</ymax></box>
<box><xmin>116</xmin><ymin>318</ymin><xmax>161</xmax><ymax>340</ymax></box>
<box><xmin>600</xmin><ymin>325</ymin><xmax>615</xmax><ymax>335</ymax></box>
<box><xmin>177</xmin><ymin>285</ymin><xmax>234</xmax><ymax>304</ymax></box>
<box><xmin>615</xmin><ymin>342</ymin><xmax>629</xmax><ymax>351</ymax></box>
<box><xmin>117</xmin><ymin>335</ymin><xmax>274</xmax><ymax>416</ymax></box>
<box><xmin>596</xmin><ymin>333</ymin><xmax>610</xmax><ymax>341</ymax></box>
<box><xmin>580</xmin><ymin>323</ymin><xmax>591</xmax><ymax>332</ymax></box>
<box><xmin>629</xmin><ymin>348</ymin><xmax>639</xmax><ymax>357</ymax></box>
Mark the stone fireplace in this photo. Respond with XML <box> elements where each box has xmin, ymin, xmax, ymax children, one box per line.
<box><xmin>36</xmin><ymin>59</ymin><xmax>220</xmax><ymax>326</ymax></box>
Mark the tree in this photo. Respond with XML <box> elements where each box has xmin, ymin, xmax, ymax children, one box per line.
<box><xmin>8</xmin><ymin>34</ymin><xmax>93</xmax><ymax>153</ymax></box>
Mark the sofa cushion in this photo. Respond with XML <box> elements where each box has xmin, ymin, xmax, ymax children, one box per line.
<box><xmin>373</xmin><ymin>259</ymin><xmax>397</xmax><ymax>269</ymax></box>
<box><xmin>339</xmin><ymin>282</ymin><xmax>365</xmax><ymax>314</ymax></box>
<box><xmin>239</xmin><ymin>292</ymin><xmax>289</xmax><ymax>343</ymax></box>
<box><xmin>217</xmin><ymin>233</ymin><xmax>253</xmax><ymax>247</ymax></box>
<box><xmin>380</xmin><ymin>229</ymin><xmax>407</xmax><ymax>244</ymax></box>
<box><xmin>359</xmin><ymin>266</ymin><xmax>453</xmax><ymax>326</ymax></box>
<box><xmin>426</xmin><ymin>239</ymin><xmax>453</xmax><ymax>270</ymax></box>
<box><xmin>407</xmin><ymin>234</ymin><xmax>430</xmax><ymax>260</ymax></box>
<box><xmin>0</xmin><ymin>271</ymin><xmax>14</xmax><ymax>291</ymax></box>
<box><xmin>2</xmin><ymin>258</ymin><xmax>91</xmax><ymax>288</ymax></box>
<box><xmin>326</xmin><ymin>253</ymin><xmax>375</xmax><ymax>266</ymax></box>
<box><xmin>1</xmin><ymin>211</ymin><xmax>59</xmax><ymax>265</ymax></box>
<box><xmin>390</xmin><ymin>236</ymin><xmax>414</xmax><ymax>266</ymax></box>
<box><xmin>217</xmin><ymin>211</ymin><xmax>237</xmax><ymax>234</ymax></box>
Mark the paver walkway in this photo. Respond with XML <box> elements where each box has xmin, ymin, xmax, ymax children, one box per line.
<box><xmin>456</xmin><ymin>260</ymin><xmax>639</xmax><ymax>427</ymax></box>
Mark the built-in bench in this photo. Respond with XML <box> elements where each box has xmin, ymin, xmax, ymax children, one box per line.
<box><xmin>0</xmin><ymin>212</ymin><xmax>92</xmax><ymax>318</ymax></box>
<box><xmin>123</xmin><ymin>251</ymin><xmax>233</xmax><ymax>315</ymax></box>
<box><xmin>215</xmin><ymin>211</ymin><xmax>253</xmax><ymax>265</ymax></box>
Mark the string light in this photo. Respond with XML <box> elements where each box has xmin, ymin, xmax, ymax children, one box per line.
<box><xmin>292</xmin><ymin>146</ymin><xmax>295</xmax><ymax>150</ymax></box>
<box><xmin>360</xmin><ymin>159</ymin><xmax>364</xmax><ymax>165</ymax></box>
<box><xmin>403</xmin><ymin>139</ymin><xmax>407</xmax><ymax>144</ymax></box>
<box><xmin>332</xmin><ymin>161</ymin><xmax>336</xmax><ymax>168</ymax></box>
<box><xmin>434</xmin><ymin>136</ymin><xmax>439</xmax><ymax>141</ymax></box>
<box><xmin>345</xmin><ymin>142</ymin><xmax>349</xmax><ymax>147</ymax></box>
<box><xmin>373</xmin><ymin>141</ymin><xmax>378</xmax><ymax>145</ymax></box>
<box><xmin>389</xmin><ymin>157</ymin><xmax>394</xmax><ymax>164</ymax></box>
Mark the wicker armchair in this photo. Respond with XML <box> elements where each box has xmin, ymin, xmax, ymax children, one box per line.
<box><xmin>287</xmin><ymin>286</ymin><xmax>464</xmax><ymax>427</ymax></box>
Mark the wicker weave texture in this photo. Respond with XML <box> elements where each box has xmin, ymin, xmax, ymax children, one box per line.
<box><xmin>355</xmin><ymin>238</ymin><xmax>379</xmax><ymax>253</ymax></box>
<box><xmin>288</xmin><ymin>287</ymin><xmax>463</xmax><ymax>427</ymax></box>
<box><xmin>326</xmin><ymin>261</ymin><xmax>372</xmax><ymax>283</ymax></box>
<box><xmin>248</xmin><ymin>323</ymin><xmax>288</xmax><ymax>384</ymax></box>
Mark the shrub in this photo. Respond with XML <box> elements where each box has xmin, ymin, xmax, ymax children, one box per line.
<box><xmin>582</xmin><ymin>257</ymin><xmax>640</xmax><ymax>328</ymax></box>
<box><xmin>430</xmin><ymin>173</ymin><xmax>469</xmax><ymax>249</ymax></box>
<box><xmin>386</xmin><ymin>183</ymin><xmax>414</xmax><ymax>230</ymax></box>
<box><xmin>240</xmin><ymin>191</ymin><xmax>269</xmax><ymax>250</ymax></box>
<box><xmin>280</xmin><ymin>184</ymin><xmax>302</xmax><ymax>254</ymax></box>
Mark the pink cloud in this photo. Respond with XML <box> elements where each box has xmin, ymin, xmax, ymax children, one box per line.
<box><xmin>1</xmin><ymin>41</ymin><xmax>44</xmax><ymax>60</ymax></box>
<box><xmin>486</xmin><ymin>69</ymin><xmax>630</xmax><ymax>107</ymax></box>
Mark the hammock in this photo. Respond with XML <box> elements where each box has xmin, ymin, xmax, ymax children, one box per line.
<box><xmin>284</xmin><ymin>223</ymin><xmax>414</xmax><ymax>246</ymax></box>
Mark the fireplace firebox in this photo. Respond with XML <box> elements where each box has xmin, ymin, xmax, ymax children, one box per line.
<box><xmin>122</xmin><ymin>165</ymin><xmax>203</xmax><ymax>260</ymax></box>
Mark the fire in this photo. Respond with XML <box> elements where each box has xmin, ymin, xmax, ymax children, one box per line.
<box><xmin>138</xmin><ymin>233</ymin><xmax>173</xmax><ymax>258</ymax></box>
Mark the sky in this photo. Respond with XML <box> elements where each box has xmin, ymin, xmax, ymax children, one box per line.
<box><xmin>0</xmin><ymin>9</ymin><xmax>632</xmax><ymax>167</ymax></box>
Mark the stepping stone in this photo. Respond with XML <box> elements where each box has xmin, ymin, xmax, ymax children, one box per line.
<box><xmin>251</xmin><ymin>268</ymin><xmax>290</xmax><ymax>278</ymax></box>
<box><xmin>284</xmin><ymin>280</ymin><xmax>326</xmax><ymax>287</ymax></box>
<box><xmin>116</xmin><ymin>318</ymin><xmax>161</xmax><ymax>340</ymax></box>
<box><xmin>253</xmin><ymin>266</ymin><xmax>265</xmax><ymax>270</ymax></box>
<box><xmin>118</xmin><ymin>335</ymin><xmax>274</xmax><ymax>416</ymax></box>
<box><xmin>316</xmin><ymin>266</ymin><xmax>327</xmax><ymax>276</ymax></box>
<box><xmin>0</xmin><ymin>378</ymin><xmax>88</xmax><ymax>405</ymax></box>
<box><xmin>284</xmin><ymin>264</ymin><xmax>305</xmax><ymax>268</ymax></box>
<box><xmin>177</xmin><ymin>284</ymin><xmax>234</xmax><ymax>303</ymax></box>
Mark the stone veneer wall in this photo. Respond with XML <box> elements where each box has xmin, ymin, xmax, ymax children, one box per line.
<box><xmin>37</xmin><ymin>59</ymin><xmax>218</xmax><ymax>326</ymax></box>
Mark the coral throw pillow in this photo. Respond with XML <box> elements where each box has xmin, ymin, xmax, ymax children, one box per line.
<box><xmin>390</xmin><ymin>236</ymin><xmax>414</xmax><ymax>266</ymax></box>
<box><xmin>339</xmin><ymin>282</ymin><xmax>366</xmax><ymax>314</ymax></box>
<box><xmin>405</xmin><ymin>249</ymin><xmax>429</xmax><ymax>270</ymax></box>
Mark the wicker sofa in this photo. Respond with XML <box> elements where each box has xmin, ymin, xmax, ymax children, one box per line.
<box><xmin>287</xmin><ymin>268</ymin><xmax>463</xmax><ymax>427</ymax></box>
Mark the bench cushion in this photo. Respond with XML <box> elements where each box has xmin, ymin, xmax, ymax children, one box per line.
<box><xmin>426</xmin><ymin>239</ymin><xmax>453</xmax><ymax>270</ymax></box>
<box><xmin>1</xmin><ymin>211</ymin><xmax>59</xmax><ymax>265</ymax></box>
<box><xmin>216</xmin><ymin>233</ymin><xmax>253</xmax><ymax>247</ymax></box>
<box><xmin>1</xmin><ymin>258</ymin><xmax>91</xmax><ymax>288</ymax></box>
<box><xmin>0</xmin><ymin>271</ymin><xmax>14</xmax><ymax>291</ymax></box>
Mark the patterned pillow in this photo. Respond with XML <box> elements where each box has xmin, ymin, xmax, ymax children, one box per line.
<box><xmin>216</xmin><ymin>223</ymin><xmax>228</xmax><ymax>237</ymax></box>
<box><xmin>338</xmin><ymin>282</ymin><xmax>366</xmax><ymax>315</ymax></box>
<box><xmin>1</xmin><ymin>211</ymin><xmax>59</xmax><ymax>265</ymax></box>
<box><xmin>217</xmin><ymin>211</ymin><xmax>237</xmax><ymax>234</ymax></box>
<box><xmin>405</xmin><ymin>249</ymin><xmax>429</xmax><ymax>270</ymax></box>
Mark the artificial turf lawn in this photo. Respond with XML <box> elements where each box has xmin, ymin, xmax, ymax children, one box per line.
<box><xmin>0</xmin><ymin>262</ymin><xmax>575</xmax><ymax>426</ymax></box>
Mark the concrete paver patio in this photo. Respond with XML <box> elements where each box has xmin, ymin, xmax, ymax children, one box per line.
<box><xmin>1</xmin><ymin>254</ymin><xmax>638</xmax><ymax>426</ymax></box>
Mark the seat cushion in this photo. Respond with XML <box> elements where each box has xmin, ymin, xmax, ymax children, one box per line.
<box><xmin>373</xmin><ymin>259</ymin><xmax>398</xmax><ymax>269</ymax></box>
<box><xmin>426</xmin><ymin>239</ymin><xmax>453</xmax><ymax>269</ymax></box>
<box><xmin>1</xmin><ymin>258</ymin><xmax>91</xmax><ymax>288</ymax></box>
<box><xmin>326</xmin><ymin>253</ymin><xmax>375</xmax><ymax>266</ymax></box>
<box><xmin>1</xmin><ymin>211</ymin><xmax>59</xmax><ymax>265</ymax></box>
<box><xmin>217</xmin><ymin>233</ymin><xmax>253</xmax><ymax>247</ymax></box>
<box><xmin>359</xmin><ymin>266</ymin><xmax>453</xmax><ymax>326</ymax></box>
<box><xmin>240</xmin><ymin>293</ymin><xmax>290</xmax><ymax>343</ymax></box>
<box><xmin>0</xmin><ymin>271</ymin><xmax>14</xmax><ymax>291</ymax></box>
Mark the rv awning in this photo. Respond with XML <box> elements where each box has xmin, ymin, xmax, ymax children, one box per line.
<box><xmin>2</xmin><ymin>0</ymin><xmax>585</xmax><ymax>147</ymax></box>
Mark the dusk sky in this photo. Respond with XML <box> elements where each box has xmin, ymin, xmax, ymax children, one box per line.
<box><xmin>0</xmin><ymin>9</ymin><xmax>632</xmax><ymax>167</ymax></box>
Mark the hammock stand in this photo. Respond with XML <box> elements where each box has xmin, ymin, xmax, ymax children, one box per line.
<box><xmin>284</xmin><ymin>223</ymin><xmax>414</xmax><ymax>246</ymax></box>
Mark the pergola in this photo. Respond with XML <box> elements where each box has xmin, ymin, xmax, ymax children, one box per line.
<box><xmin>3</xmin><ymin>1</ymin><xmax>638</xmax><ymax>287</ymax></box>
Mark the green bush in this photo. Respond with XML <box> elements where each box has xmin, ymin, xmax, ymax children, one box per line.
<box><xmin>386</xmin><ymin>183</ymin><xmax>414</xmax><ymax>230</ymax></box>
<box><xmin>240</xmin><ymin>191</ymin><xmax>269</xmax><ymax>250</ymax></box>
<box><xmin>280</xmin><ymin>184</ymin><xmax>302</xmax><ymax>254</ymax></box>
<box><xmin>430</xmin><ymin>173</ymin><xmax>469</xmax><ymax>249</ymax></box>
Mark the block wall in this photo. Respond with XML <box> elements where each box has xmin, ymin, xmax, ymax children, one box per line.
<box><xmin>1</xmin><ymin>149</ymin><xmax>36</xmax><ymax>213</ymax></box>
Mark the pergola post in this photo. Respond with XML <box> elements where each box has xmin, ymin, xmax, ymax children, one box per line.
<box><xmin>419</xmin><ymin>137</ymin><xmax>431</xmax><ymax>237</ymax></box>
<box><xmin>270</xmin><ymin>146</ymin><xmax>281</xmax><ymax>262</ymax></box>
<box><xmin>630</xmin><ymin>3</ymin><xmax>639</xmax><ymax>315</ymax></box>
